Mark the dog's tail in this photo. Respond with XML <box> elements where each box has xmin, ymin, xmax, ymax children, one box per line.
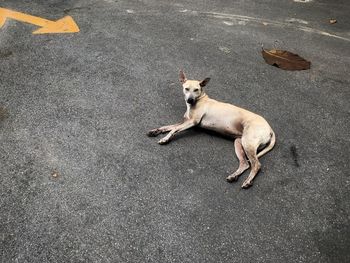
<box><xmin>257</xmin><ymin>131</ymin><xmax>276</xmax><ymax>158</ymax></box>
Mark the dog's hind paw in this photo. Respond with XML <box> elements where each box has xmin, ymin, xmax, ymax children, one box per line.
<box><xmin>241</xmin><ymin>181</ymin><xmax>253</xmax><ymax>189</ymax></box>
<box><xmin>147</xmin><ymin>129</ymin><xmax>161</xmax><ymax>137</ymax></box>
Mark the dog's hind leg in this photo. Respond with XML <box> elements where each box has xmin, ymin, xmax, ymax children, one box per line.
<box><xmin>147</xmin><ymin>122</ymin><xmax>183</xmax><ymax>137</ymax></box>
<box><xmin>241</xmin><ymin>141</ymin><xmax>261</xmax><ymax>189</ymax></box>
<box><xmin>226</xmin><ymin>138</ymin><xmax>250</xmax><ymax>182</ymax></box>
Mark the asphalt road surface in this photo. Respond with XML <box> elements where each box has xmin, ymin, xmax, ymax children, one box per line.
<box><xmin>1</xmin><ymin>0</ymin><xmax>349</xmax><ymax>262</ymax></box>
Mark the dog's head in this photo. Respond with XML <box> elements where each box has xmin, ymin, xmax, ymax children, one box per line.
<box><xmin>180</xmin><ymin>70</ymin><xmax>210</xmax><ymax>106</ymax></box>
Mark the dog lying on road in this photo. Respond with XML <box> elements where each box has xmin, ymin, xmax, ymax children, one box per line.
<box><xmin>148</xmin><ymin>70</ymin><xmax>276</xmax><ymax>188</ymax></box>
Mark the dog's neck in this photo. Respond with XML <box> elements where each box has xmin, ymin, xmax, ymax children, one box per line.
<box><xmin>197</xmin><ymin>92</ymin><xmax>208</xmax><ymax>101</ymax></box>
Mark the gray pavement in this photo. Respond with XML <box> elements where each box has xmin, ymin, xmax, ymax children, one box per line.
<box><xmin>1</xmin><ymin>0</ymin><xmax>350</xmax><ymax>262</ymax></box>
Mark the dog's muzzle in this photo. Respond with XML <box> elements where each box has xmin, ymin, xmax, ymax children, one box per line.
<box><xmin>187</xmin><ymin>98</ymin><xmax>195</xmax><ymax>105</ymax></box>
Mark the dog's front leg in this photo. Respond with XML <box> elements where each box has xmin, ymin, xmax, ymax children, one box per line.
<box><xmin>147</xmin><ymin>122</ymin><xmax>183</xmax><ymax>137</ymax></box>
<box><xmin>158</xmin><ymin>119</ymin><xmax>197</xmax><ymax>145</ymax></box>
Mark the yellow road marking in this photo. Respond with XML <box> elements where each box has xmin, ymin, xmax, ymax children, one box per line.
<box><xmin>0</xmin><ymin>7</ymin><xmax>79</xmax><ymax>34</ymax></box>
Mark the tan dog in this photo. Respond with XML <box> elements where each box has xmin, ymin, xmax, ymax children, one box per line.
<box><xmin>148</xmin><ymin>70</ymin><xmax>276</xmax><ymax>188</ymax></box>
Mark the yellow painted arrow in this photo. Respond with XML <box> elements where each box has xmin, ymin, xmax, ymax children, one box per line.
<box><xmin>0</xmin><ymin>7</ymin><xmax>79</xmax><ymax>34</ymax></box>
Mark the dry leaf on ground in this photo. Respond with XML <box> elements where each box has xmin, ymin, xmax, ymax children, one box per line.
<box><xmin>261</xmin><ymin>48</ymin><xmax>311</xmax><ymax>70</ymax></box>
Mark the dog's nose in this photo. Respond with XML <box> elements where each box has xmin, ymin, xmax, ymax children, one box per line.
<box><xmin>187</xmin><ymin>98</ymin><xmax>195</xmax><ymax>105</ymax></box>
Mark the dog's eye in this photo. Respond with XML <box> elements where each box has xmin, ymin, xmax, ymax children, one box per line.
<box><xmin>194</xmin><ymin>89</ymin><xmax>199</xmax><ymax>92</ymax></box>
<box><xmin>185</xmin><ymin>88</ymin><xmax>190</xmax><ymax>91</ymax></box>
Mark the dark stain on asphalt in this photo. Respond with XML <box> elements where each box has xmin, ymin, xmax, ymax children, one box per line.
<box><xmin>0</xmin><ymin>106</ymin><xmax>9</xmax><ymax>121</ymax></box>
<box><xmin>290</xmin><ymin>145</ymin><xmax>300</xmax><ymax>167</ymax></box>
<box><xmin>0</xmin><ymin>51</ymin><xmax>13</xmax><ymax>58</ymax></box>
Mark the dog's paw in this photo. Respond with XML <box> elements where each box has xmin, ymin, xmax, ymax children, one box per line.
<box><xmin>158</xmin><ymin>138</ymin><xmax>169</xmax><ymax>145</ymax></box>
<box><xmin>147</xmin><ymin>129</ymin><xmax>161</xmax><ymax>137</ymax></box>
<box><xmin>241</xmin><ymin>181</ymin><xmax>253</xmax><ymax>189</ymax></box>
<box><xmin>226</xmin><ymin>175</ymin><xmax>238</xmax><ymax>183</ymax></box>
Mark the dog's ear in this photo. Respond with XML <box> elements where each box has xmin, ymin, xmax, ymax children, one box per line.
<box><xmin>179</xmin><ymin>70</ymin><xmax>187</xmax><ymax>83</ymax></box>
<box><xmin>200</xmin><ymin>78</ymin><xmax>210</xmax><ymax>87</ymax></box>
